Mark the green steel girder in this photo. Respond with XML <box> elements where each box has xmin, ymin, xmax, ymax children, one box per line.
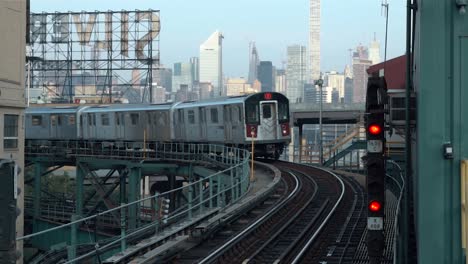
<box><xmin>416</xmin><ymin>1</ymin><xmax>468</xmax><ymax>263</ymax></box>
<box><xmin>83</xmin><ymin>168</ymin><xmax>117</xmax><ymax>207</ymax></box>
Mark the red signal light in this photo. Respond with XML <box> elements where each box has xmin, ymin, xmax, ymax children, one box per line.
<box><xmin>264</xmin><ymin>93</ymin><xmax>272</xmax><ymax>100</ymax></box>
<box><xmin>369</xmin><ymin>200</ymin><xmax>382</xmax><ymax>212</ymax></box>
<box><xmin>368</xmin><ymin>124</ymin><xmax>382</xmax><ymax>135</ymax></box>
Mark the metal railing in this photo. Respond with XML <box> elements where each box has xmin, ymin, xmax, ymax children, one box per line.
<box><xmin>21</xmin><ymin>142</ymin><xmax>251</xmax><ymax>263</ymax></box>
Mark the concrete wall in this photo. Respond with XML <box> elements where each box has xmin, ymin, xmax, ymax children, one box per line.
<box><xmin>0</xmin><ymin>0</ymin><xmax>26</xmax><ymax>262</ymax></box>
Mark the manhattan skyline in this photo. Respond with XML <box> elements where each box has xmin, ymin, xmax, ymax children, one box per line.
<box><xmin>31</xmin><ymin>0</ymin><xmax>406</xmax><ymax>77</ymax></box>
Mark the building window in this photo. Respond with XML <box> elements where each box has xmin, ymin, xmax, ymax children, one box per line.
<box><xmin>188</xmin><ymin>110</ymin><xmax>195</xmax><ymax>124</ymax></box>
<box><xmin>130</xmin><ymin>113</ymin><xmax>139</xmax><ymax>126</ymax></box>
<box><xmin>4</xmin><ymin>115</ymin><xmax>18</xmax><ymax>149</ymax></box>
<box><xmin>32</xmin><ymin>115</ymin><xmax>42</xmax><ymax>126</ymax></box>
<box><xmin>101</xmin><ymin>114</ymin><xmax>110</xmax><ymax>126</ymax></box>
<box><xmin>211</xmin><ymin>108</ymin><xmax>218</xmax><ymax>123</ymax></box>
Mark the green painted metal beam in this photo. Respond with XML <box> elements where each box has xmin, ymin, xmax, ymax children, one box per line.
<box><xmin>416</xmin><ymin>1</ymin><xmax>468</xmax><ymax>263</ymax></box>
<box><xmin>128</xmin><ymin>167</ymin><xmax>141</xmax><ymax>230</ymax></box>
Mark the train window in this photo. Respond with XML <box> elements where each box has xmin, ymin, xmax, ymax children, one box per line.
<box><xmin>199</xmin><ymin>108</ymin><xmax>205</xmax><ymax>122</ymax></box>
<box><xmin>188</xmin><ymin>110</ymin><xmax>195</xmax><ymax>124</ymax></box>
<box><xmin>130</xmin><ymin>113</ymin><xmax>139</xmax><ymax>125</ymax></box>
<box><xmin>262</xmin><ymin>104</ymin><xmax>272</xmax><ymax>119</ymax></box>
<box><xmin>153</xmin><ymin>112</ymin><xmax>161</xmax><ymax>125</ymax></box>
<box><xmin>160</xmin><ymin>112</ymin><xmax>168</xmax><ymax>125</ymax></box>
<box><xmin>51</xmin><ymin>115</ymin><xmax>57</xmax><ymax>126</ymax></box>
<box><xmin>32</xmin><ymin>115</ymin><xmax>42</xmax><ymax>126</ymax></box>
<box><xmin>211</xmin><ymin>108</ymin><xmax>219</xmax><ymax>123</ymax></box>
<box><xmin>147</xmin><ymin>112</ymin><xmax>152</xmax><ymax>125</ymax></box>
<box><xmin>57</xmin><ymin>115</ymin><xmax>62</xmax><ymax>126</ymax></box>
<box><xmin>278</xmin><ymin>103</ymin><xmax>289</xmax><ymax>121</ymax></box>
<box><xmin>68</xmin><ymin>115</ymin><xmax>75</xmax><ymax>125</ymax></box>
<box><xmin>88</xmin><ymin>114</ymin><xmax>92</xmax><ymax>126</ymax></box>
<box><xmin>178</xmin><ymin>110</ymin><xmax>184</xmax><ymax>123</ymax></box>
<box><xmin>238</xmin><ymin>106</ymin><xmax>242</xmax><ymax>122</ymax></box>
<box><xmin>92</xmin><ymin>114</ymin><xmax>96</xmax><ymax>126</ymax></box>
<box><xmin>101</xmin><ymin>114</ymin><xmax>110</xmax><ymax>126</ymax></box>
<box><xmin>245</xmin><ymin>104</ymin><xmax>259</xmax><ymax>124</ymax></box>
<box><xmin>223</xmin><ymin>107</ymin><xmax>230</xmax><ymax>122</ymax></box>
<box><xmin>116</xmin><ymin>113</ymin><xmax>120</xmax><ymax>125</ymax></box>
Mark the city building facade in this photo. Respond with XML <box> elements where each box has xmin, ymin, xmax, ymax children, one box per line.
<box><xmin>257</xmin><ymin>61</ymin><xmax>274</xmax><ymax>92</ymax></box>
<box><xmin>247</xmin><ymin>42</ymin><xmax>260</xmax><ymax>84</ymax></box>
<box><xmin>309</xmin><ymin>0</ymin><xmax>321</xmax><ymax>81</ymax></box>
<box><xmin>200</xmin><ymin>31</ymin><xmax>223</xmax><ymax>98</ymax></box>
<box><xmin>286</xmin><ymin>45</ymin><xmax>307</xmax><ymax>103</ymax></box>
<box><xmin>0</xmin><ymin>0</ymin><xmax>26</xmax><ymax>261</ymax></box>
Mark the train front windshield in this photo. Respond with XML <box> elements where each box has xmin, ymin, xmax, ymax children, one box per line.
<box><xmin>244</xmin><ymin>92</ymin><xmax>289</xmax><ymax>124</ymax></box>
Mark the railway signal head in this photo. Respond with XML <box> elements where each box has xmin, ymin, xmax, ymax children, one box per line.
<box><xmin>369</xmin><ymin>200</ymin><xmax>382</xmax><ymax>213</ymax></box>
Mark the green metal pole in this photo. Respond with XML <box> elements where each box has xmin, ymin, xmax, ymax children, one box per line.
<box><xmin>120</xmin><ymin>203</ymin><xmax>126</xmax><ymax>252</ymax></box>
<box><xmin>230</xmin><ymin>169</ymin><xmax>235</xmax><ymax>202</ymax></box>
<box><xmin>128</xmin><ymin>167</ymin><xmax>141</xmax><ymax>230</ymax></box>
<box><xmin>75</xmin><ymin>162</ymin><xmax>85</xmax><ymax>216</ymax></box>
<box><xmin>209</xmin><ymin>177</ymin><xmax>213</xmax><ymax>209</ymax></box>
<box><xmin>69</xmin><ymin>214</ymin><xmax>78</xmax><ymax>263</ymax></box>
<box><xmin>33</xmin><ymin>162</ymin><xmax>43</xmax><ymax>229</ymax></box>
<box><xmin>188</xmin><ymin>185</ymin><xmax>193</xmax><ymax>219</ymax></box>
<box><xmin>216</xmin><ymin>174</ymin><xmax>221</xmax><ymax>207</ymax></box>
<box><xmin>402</xmin><ymin>1</ymin><xmax>412</xmax><ymax>263</ymax></box>
<box><xmin>199</xmin><ymin>180</ymin><xmax>203</xmax><ymax>214</ymax></box>
<box><xmin>154</xmin><ymin>195</ymin><xmax>159</xmax><ymax>234</ymax></box>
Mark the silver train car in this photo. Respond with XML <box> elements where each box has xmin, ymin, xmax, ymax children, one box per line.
<box><xmin>25</xmin><ymin>92</ymin><xmax>291</xmax><ymax>159</ymax></box>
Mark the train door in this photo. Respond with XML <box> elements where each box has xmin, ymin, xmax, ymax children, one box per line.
<box><xmin>177</xmin><ymin>109</ymin><xmax>185</xmax><ymax>140</ymax></box>
<box><xmin>199</xmin><ymin>107</ymin><xmax>207</xmax><ymax>141</ymax></box>
<box><xmin>259</xmin><ymin>101</ymin><xmax>278</xmax><ymax>140</ymax></box>
<box><xmin>224</xmin><ymin>105</ymin><xmax>232</xmax><ymax>142</ymax></box>
<box><xmin>115</xmin><ymin>112</ymin><xmax>125</xmax><ymax>139</ymax></box>
<box><xmin>50</xmin><ymin>114</ymin><xmax>58</xmax><ymax>138</ymax></box>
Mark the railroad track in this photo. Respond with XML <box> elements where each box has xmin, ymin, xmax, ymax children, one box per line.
<box><xmin>128</xmin><ymin>161</ymin><xmax>366</xmax><ymax>264</ymax></box>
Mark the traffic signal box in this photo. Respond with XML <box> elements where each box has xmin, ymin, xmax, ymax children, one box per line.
<box><xmin>0</xmin><ymin>160</ymin><xmax>19</xmax><ymax>262</ymax></box>
<box><xmin>365</xmin><ymin>77</ymin><xmax>387</xmax><ymax>263</ymax></box>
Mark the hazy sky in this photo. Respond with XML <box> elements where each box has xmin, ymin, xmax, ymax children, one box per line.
<box><xmin>32</xmin><ymin>0</ymin><xmax>406</xmax><ymax>77</ymax></box>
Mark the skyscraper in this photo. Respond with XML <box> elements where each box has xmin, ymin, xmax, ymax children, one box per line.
<box><xmin>257</xmin><ymin>61</ymin><xmax>274</xmax><ymax>92</ymax></box>
<box><xmin>352</xmin><ymin>58</ymin><xmax>372</xmax><ymax>103</ymax></box>
<box><xmin>248</xmin><ymin>42</ymin><xmax>260</xmax><ymax>84</ymax></box>
<box><xmin>287</xmin><ymin>45</ymin><xmax>307</xmax><ymax>103</ymax></box>
<box><xmin>309</xmin><ymin>0</ymin><xmax>321</xmax><ymax>81</ymax></box>
<box><xmin>275</xmin><ymin>69</ymin><xmax>287</xmax><ymax>94</ymax></box>
<box><xmin>200</xmin><ymin>31</ymin><xmax>223</xmax><ymax>97</ymax></box>
<box><xmin>190</xmin><ymin>57</ymin><xmax>199</xmax><ymax>83</ymax></box>
<box><xmin>369</xmin><ymin>36</ymin><xmax>381</xmax><ymax>65</ymax></box>
<box><xmin>352</xmin><ymin>44</ymin><xmax>372</xmax><ymax>103</ymax></box>
<box><xmin>172</xmin><ymin>62</ymin><xmax>193</xmax><ymax>92</ymax></box>
<box><xmin>153</xmin><ymin>66</ymin><xmax>172</xmax><ymax>92</ymax></box>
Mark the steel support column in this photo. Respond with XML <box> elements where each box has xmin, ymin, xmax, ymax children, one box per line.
<box><xmin>128</xmin><ymin>167</ymin><xmax>141</xmax><ymax>230</ymax></box>
<box><xmin>33</xmin><ymin>162</ymin><xmax>43</xmax><ymax>223</ymax></box>
<box><xmin>75</xmin><ymin>162</ymin><xmax>85</xmax><ymax>217</ymax></box>
<box><xmin>415</xmin><ymin>1</ymin><xmax>467</xmax><ymax>262</ymax></box>
<box><xmin>298</xmin><ymin>124</ymin><xmax>303</xmax><ymax>163</ymax></box>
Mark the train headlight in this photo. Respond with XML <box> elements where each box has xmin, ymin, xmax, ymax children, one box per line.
<box><xmin>281</xmin><ymin>123</ymin><xmax>290</xmax><ymax>136</ymax></box>
<box><xmin>246</xmin><ymin>125</ymin><xmax>257</xmax><ymax>138</ymax></box>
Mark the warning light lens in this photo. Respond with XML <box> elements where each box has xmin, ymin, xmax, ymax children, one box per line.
<box><xmin>264</xmin><ymin>93</ymin><xmax>272</xmax><ymax>100</ymax></box>
<box><xmin>368</xmin><ymin>124</ymin><xmax>382</xmax><ymax>135</ymax></box>
<box><xmin>369</xmin><ymin>200</ymin><xmax>382</xmax><ymax>212</ymax></box>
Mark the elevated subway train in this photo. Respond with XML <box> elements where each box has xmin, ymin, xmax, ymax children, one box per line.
<box><xmin>25</xmin><ymin>92</ymin><xmax>291</xmax><ymax>159</ymax></box>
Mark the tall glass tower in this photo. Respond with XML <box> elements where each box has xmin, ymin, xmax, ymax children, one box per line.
<box><xmin>200</xmin><ymin>31</ymin><xmax>223</xmax><ymax>97</ymax></box>
<box><xmin>309</xmin><ymin>0</ymin><xmax>321</xmax><ymax>81</ymax></box>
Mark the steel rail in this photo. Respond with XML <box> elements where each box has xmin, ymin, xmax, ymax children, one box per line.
<box><xmin>197</xmin><ymin>172</ymin><xmax>301</xmax><ymax>264</ymax></box>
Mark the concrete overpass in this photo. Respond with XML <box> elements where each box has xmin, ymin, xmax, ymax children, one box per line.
<box><xmin>290</xmin><ymin>103</ymin><xmax>365</xmax><ymax>126</ymax></box>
